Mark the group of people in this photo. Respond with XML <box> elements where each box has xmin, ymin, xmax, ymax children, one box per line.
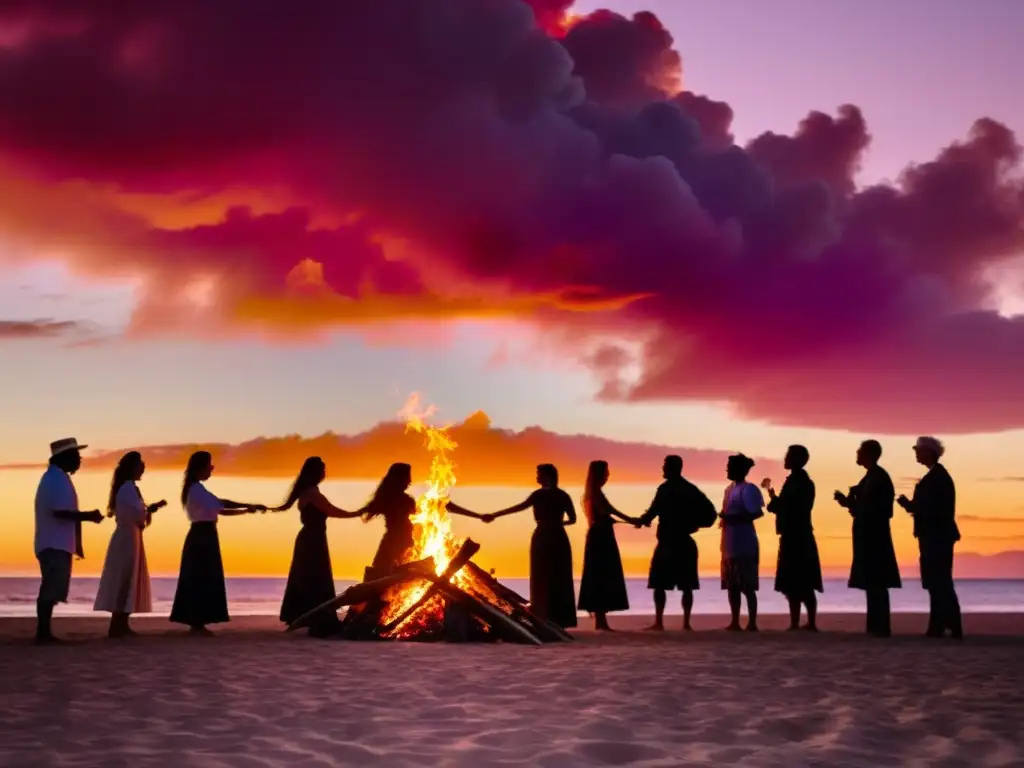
<box><xmin>31</xmin><ymin>434</ymin><xmax>962</xmax><ymax>644</ymax></box>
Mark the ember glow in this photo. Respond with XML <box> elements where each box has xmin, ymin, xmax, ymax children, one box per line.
<box><xmin>380</xmin><ymin>395</ymin><xmax>477</xmax><ymax>636</ymax></box>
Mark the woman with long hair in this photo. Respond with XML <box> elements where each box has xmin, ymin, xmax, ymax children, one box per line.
<box><xmin>578</xmin><ymin>460</ymin><xmax>635</xmax><ymax>630</ymax></box>
<box><xmin>720</xmin><ymin>454</ymin><xmax>765</xmax><ymax>632</ymax></box>
<box><xmin>484</xmin><ymin>464</ymin><xmax>578</xmax><ymax>628</ymax></box>
<box><xmin>93</xmin><ymin>452</ymin><xmax>166</xmax><ymax>637</ymax></box>
<box><xmin>277</xmin><ymin>457</ymin><xmax>362</xmax><ymax>637</ymax></box>
<box><xmin>362</xmin><ymin>462</ymin><xmax>481</xmax><ymax>576</ymax></box>
<box><xmin>169</xmin><ymin>451</ymin><xmax>267</xmax><ymax>635</ymax></box>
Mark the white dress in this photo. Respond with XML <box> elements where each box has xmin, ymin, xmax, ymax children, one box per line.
<box><xmin>94</xmin><ymin>481</ymin><xmax>153</xmax><ymax>614</ymax></box>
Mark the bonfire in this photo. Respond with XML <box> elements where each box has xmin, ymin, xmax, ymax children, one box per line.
<box><xmin>287</xmin><ymin>396</ymin><xmax>572</xmax><ymax>644</ymax></box>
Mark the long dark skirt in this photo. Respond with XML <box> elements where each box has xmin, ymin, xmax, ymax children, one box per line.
<box><xmin>280</xmin><ymin>525</ymin><xmax>341</xmax><ymax>637</ymax></box>
<box><xmin>530</xmin><ymin>524</ymin><xmax>577</xmax><ymax>628</ymax></box>
<box><xmin>775</xmin><ymin>532</ymin><xmax>824</xmax><ymax>596</ymax></box>
<box><xmin>170</xmin><ymin>522</ymin><xmax>229</xmax><ymax>627</ymax></box>
<box><xmin>578</xmin><ymin>521</ymin><xmax>629</xmax><ymax>613</ymax></box>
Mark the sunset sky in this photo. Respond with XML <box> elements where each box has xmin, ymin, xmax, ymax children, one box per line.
<box><xmin>1</xmin><ymin>0</ymin><xmax>1022</xmax><ymax>577</ymax></box>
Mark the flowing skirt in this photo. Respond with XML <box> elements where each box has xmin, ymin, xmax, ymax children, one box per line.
<box><xmin>170</xmin><ymin>522</ymin><xmax>229</xmax><ymax>626</ymax></box>
<box><xmin>578</xmin><ymin>521</ymin><xmax>629</xmax><ymax>613</ymax></box>
<box><xmin>530</xmin><ymin>524</ymin><xmax>577</xmax><ymax>628</ymax></box>
<box><xmin>721</xmin><ymin>555</ymin><xmax>760</xmax><ymax>591</ymax></box>
<box><xmin>94</xmin><ymin>524</ymin><xmax>152</xmax><ymax>614</ymax></box>
<box><xmin>280</xmin><ymin>525</ymin><xmax>341</xmax><ymax>636</ymax></box>
<box><xmin>774</xmin><ymin>531</ymin><xmax>823</xmax><ymax>596</ymax></box>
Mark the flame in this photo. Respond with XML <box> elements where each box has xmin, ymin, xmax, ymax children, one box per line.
<box><xmin>379</xmin><ymin>394</ymin><xmax>472</xmax><ymax>634</ymax></box>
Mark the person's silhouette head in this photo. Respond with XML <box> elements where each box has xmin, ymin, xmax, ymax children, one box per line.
<box><xmin>856</xmin><ymin>440</ymin><xmax>882</xmax><ymax>468</ymax></box>
<box><xmin>663</xmin><ymin>455</ymin><xmax>683</xmax><ymax>479</ymax></box>
<box><xmin>108</xmin><ymin>451</ymin><xmax>144</xmax><ymax>516</ymax></box>
<box><xmin>913</xmin><ymin>436</ymin><xmax>944</xmax><ymax>468</ymax></box>
<box><xmin>50</xmin><ymin>448</ymin><xmax>82</xmax><ymax>475</ymax></box>
<box><xmin>585</xmin><ymin>460</ymin><xmax>610</xmax><ymax>492</ymax></box>
<box><xmin>536</xmin><ymin>464</ymin><xmax>559</xmax><ymax>488</ymax></box>
<box><xmin>726</xmin><ymin>454</ymin><xmax>755</xmax><ymax>482</ymax></box>
<box><xmin>784</xmin><ymin>445</ymin><xmax>810</xmax><ymax>471</ymax></box>
<box><xmin>279</xmin><ymin>456</ymin><xmax>327</xmax><ymax>510</ymax></box>
<box><xmin>181</xmin><ymin>450</ymin><xmax>213</xmax><ymax>505</ymax></box>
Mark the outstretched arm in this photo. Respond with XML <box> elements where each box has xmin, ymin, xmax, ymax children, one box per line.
<box><xmin>604</xmin><ymin>496</ymin><xmax>634</xmax><ymax>524</ymax></box>
<box><xmin>220</xmin><ymin>498</ymin><xmax>266</xmax><ymax>511</ymax></box>
<box><xmin>446</xmin><ymin>501</ymin><xmax>483</xmax><ymax>519</ymax></box>
<box><xmin>306</xmin><ymin>489</ymin><xmax>362</xmax><ymax>519</ymax></box>
<box><xmin>490</xmin><ymin>497</ymin><xmax>533</xmax><ymax>520</ymax></box>
<box><xmin>638</xmin><ymin>487</ymin><xmax>664</xmax><ymax>527</ymax></box>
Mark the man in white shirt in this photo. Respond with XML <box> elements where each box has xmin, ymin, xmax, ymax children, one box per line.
<box><xmin>34</xmin><ymin>438</ymin><xmax>104</xmax><ymax>644</ymax></box>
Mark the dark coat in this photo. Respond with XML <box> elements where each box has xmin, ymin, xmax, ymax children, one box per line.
<box><xmin>847</xmin><ymin>465</ymin><xmax>902</xmax><ymax>591</ymax></box>
<box><xmin>910</xmin><ymin>463</ymin><xmax>960</xmax><ymax>590</ymax></box>
<box><xmin>768</xmin><ymin>469</ymin><xmax>823</xmax><ymax>594</ymax></box>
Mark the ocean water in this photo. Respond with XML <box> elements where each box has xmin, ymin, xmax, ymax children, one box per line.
<box><xmin>1</xmin><ymin>576</ymin><xmax>1022</xmax><ymax>618</ymax></box>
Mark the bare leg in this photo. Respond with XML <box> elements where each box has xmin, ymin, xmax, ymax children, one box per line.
<box><xmin>594</xmin><ymin>611</ymin><xmax>612</xmax><ymax>631</ymax></box>
<box><xmin>646</xmin><ymin>589</ymin><xmax>666</xmax><ymax>631</ymax></box>
<box><xmin>744</xmin><ymin>590</ymin><xmax>758</xmax><ymax>631</ymax></box>
<box><xmin>35</xmin><ymin>599</ymin><xmax>57</xmax><ymax>643</ymax></box>
<box><xmin>682</xmin><ymin>589</ymin><xmax>694</xmax><ymax>631</ymax></box>
<box><xmin>726</xmin><ymin>588</ymin><xmax>742</xmax><ymax>630</ymax></box>
<box><xmin>787</xmin><ymin>597</ymin><xmax>801</xmax><ymax>630</ymax></box>
<box><xmin>803</xmin><ymin>592</ymin><xmax>818</xmax><ymax>631</ymax></box>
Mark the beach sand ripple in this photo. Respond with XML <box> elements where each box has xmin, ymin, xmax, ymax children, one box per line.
<box><xmin>1</xmin><ymin>614</ymin><xmax>1022</xmax><ymax>766</ymax></box>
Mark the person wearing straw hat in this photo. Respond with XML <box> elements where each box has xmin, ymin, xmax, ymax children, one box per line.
<box><xmin>897</xmin><ymin>436</ymin><xmax>963</xmax><ymax>639</ymax></box>
<box><xmin>33</xmin><ymin>438</ymin><xmax>105</xmax><ymax>644</ymax></box>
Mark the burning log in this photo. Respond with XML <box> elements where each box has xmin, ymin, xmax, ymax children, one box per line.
<box><xmin>425</xmin><ymin>577</ymin><xmax>543</xmax><ymax>645</ymax></box>
<box><xmin>463</xmin><ymin>562</ymin><xmax>573</xmax><ymax>642</ymax></box>
<box><xmin>465</xmin><ymin>562</ymin><xmax>528</xmax><ymax>605</ymax></box>
<box><xmin>286</xmin><ymin>557</ymin><xmax>435</xmax><ymax>632</ymax></box>
<box><xmin>380</xmin><ymin>539</ymin><xmax>481</xmax><ymax>634</ymax></box>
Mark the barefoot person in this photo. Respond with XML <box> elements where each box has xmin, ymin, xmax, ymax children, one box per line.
<box><xmin>577</xmin><ymin>461</ymin><xmax>634</xmax><ymax>631</ymax></box>
<box><xmin>484</xmin><ymin>464</ymin><xmax>578</xmax><ymax>629</ymax></box>
<box><xmin>33</xmin><ymin>438</ymin><xmax>105</xmax><ymax>644</ymax></box>
<box><xmin>720</xmin><ymin>454</ymin><xmax>764</xmax><ymax>632</ymax></box>
<box><xmin>170</xmin><ymin>451</ymin><xmax>267</xmax><ymax>635</ymax></box>
<box><xmin>277</xmin><ymin>457</ymin><xmax>363</xmax><ymax>638</ymax></box>
<box><xmin>834</xmin><ymin>440</ymin><xmax>901</xmax><ymax>638</ymax></box>
<box><xmin>763</xmin><ymin>445</ymin><xmax>822</xmax><ymax>632</ymax></box>
<box><xmin>897</xmin><ymin>436</ymin><xmax>963</xmax><ymax>639</ymax></box>
<box><xmin>638</xmin><ymin>455</ymin><xmax>718</xmax><ymax>631</ymax></box>
<box><xmin>94</xmin><ymin>452</ymin><xmax>167</xmax><ymax>638</ymax></box>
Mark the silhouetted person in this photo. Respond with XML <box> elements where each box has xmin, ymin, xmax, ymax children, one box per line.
<box><xmin>577</xmin><ymin>460</ymin><xmax>634</xmax><ymax>630</ymax></box>
<box><xmin>638</xmin><ymin>455</ymin><xmax>717</xmax><ymax>631</ymax></box>
<box><xmin>763</xmin><ymin>445</ymin><xmax>823</xmax><ymax>632</ymax></box>
<box><xmin>276</xmin><ymin>457</ymin><xmax>363</xmax><ymax>638</ymax></box>
<box><xmin>485</xmin><ymin>464</ymin><xmax>578</xmax><ymax>628</ymax></box>
<box><xmin>362</xmin><ymin>462</ymin><xmax>481</xmax><ymax>577</ymax></box>
<box><xmin>898</xmin><ymin>437</ymin><xmax>963</xmax><ymax>639</ymax></box>
<box><xmin>33</xmin><ymin>438</ymin><xmax>104</xmax><ymax>644</ymax></box>
<box><xmin>834</xmin><ymin>440</ymin><xmax>901</xmax><ymax>638</ymax></box>
<box><xmin>720</xmin><ymin>454</ymin><xmax>764</xmax><ymax>632</ymax></box>
<box><xmin>94</xmin><ymin>451</ymin><xmax>166</xmax><ymax>638</ymax></box>
<box><xmin>170</xmin><ymin>451</ymin><xmax>267</xmax><ymax>635</ymax></box>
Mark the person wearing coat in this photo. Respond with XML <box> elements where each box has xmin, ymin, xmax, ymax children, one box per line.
<box><xmin>834</xmin><ymin>440</ymin><xmax>902</xmax><ymax>638</ymax></box>
<box><xmin>898</xmin><ymin>436</ymin><xmax>963</xmax><ymax>639</ymax></box>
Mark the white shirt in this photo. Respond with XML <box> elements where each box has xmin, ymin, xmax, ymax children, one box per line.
<box><xmin>720</xmin><ymin>482</ymin><xmax>764</xmax><ymax>558</ymax></box>
<box><xmin>114</xmin><ymin>481</ymin><xmax>148</xmax><ymax>527</ymax></box>
<box><xmin>34</xmin><ymin>464</ymin><xmax>80</xmax><ymax>555</ymax></box>
<box><xmin>185</xmin><ymin>481</ymin><xmax>223</xmax><ymax>523</ymax></box>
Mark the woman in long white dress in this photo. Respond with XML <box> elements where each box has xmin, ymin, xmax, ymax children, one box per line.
<box><xmin>94</xmin><ymin>452</ymin><xmax>166</xmax><ymax>637</ymax></box>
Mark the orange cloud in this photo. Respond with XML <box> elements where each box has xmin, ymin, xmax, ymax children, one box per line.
<box><xmin>2</xmin><ymin>410</ymin><xmax>781</xmax><ymax>486</ymax></box>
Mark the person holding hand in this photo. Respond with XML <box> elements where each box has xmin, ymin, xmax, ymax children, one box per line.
<box><xmin>577</xmin><ymin>460</ymin><xmax>634</xmax><ymax>630</ymax></box>
<box><xmin>34</xmin><ymin>438</ymin><xmax>105</xmax><ymax>644</ymax></box>
<box><xmin>94</xmin><ymin>451</ymin><xmax>166</xmax><ymax>638</ymax></box>
<box><xmin>170</xmin><ymin>451</ymin><xmax>267</xmax><ymax>635</ymax></box>
<box><xmin>483</xmin><ymin>464</ymin><xmax>578</xmax><ymax>629</ymax></box>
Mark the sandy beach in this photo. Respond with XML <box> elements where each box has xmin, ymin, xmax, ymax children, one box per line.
<box><xmin>2</xmin><ymin>613</ymin><xmax>1022</xmax><ymax>767</ymax></box>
